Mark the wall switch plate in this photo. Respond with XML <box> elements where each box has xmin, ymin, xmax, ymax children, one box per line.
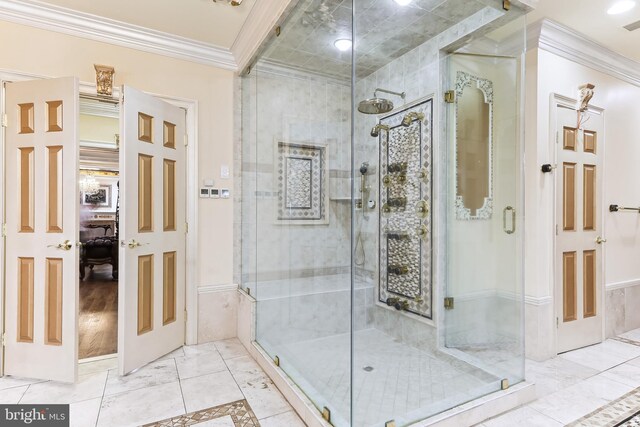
<box><xmin>220</xmin><ymin>165</ymin><xmax>230</xmax><ymax>179</ymax></box>
<box><xmin>210</xmin><ymin>188</ymin><xmax>220</xmax><ymax>198</ymax></box>
<box><xmin>203</xmin><ymin>179</ymin><xmax>215</xmax><ymax>187</ymax></box>
<box><xmin>199</xmin><ymin>188</ymin><xmax>210</xmax><ymax>198</ymax></box>
<box><xmin>221</xmin><ymin>189</ymin><xmax>230</xmax><ymax>199</ymax></box>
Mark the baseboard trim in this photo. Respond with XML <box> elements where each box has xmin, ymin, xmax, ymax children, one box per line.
<box><xmin>198</xmin><ymin>284</ymin><xmax>239</xmax><ymax>294</ymax></box>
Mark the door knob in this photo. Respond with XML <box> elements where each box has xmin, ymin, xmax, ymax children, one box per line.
<box><xmin>48</xmin><ymin>240</ymin><xmax>72</xmax><ymax>251</ymax></box>
<box><xmin>596</xmin><ymin>236</ymin><xmax>607</xmax><ymax>244</ymax></box>
<box><xmin>122</xmin><ymin>239</ymin><xmax>145</xmax><ymax>249</ymax></box>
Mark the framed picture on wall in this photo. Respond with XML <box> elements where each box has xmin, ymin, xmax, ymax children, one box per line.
<box><xmin>81</xmin><ymin>185</ymin><xmax>112</xmax><ymax>208</ymax></box>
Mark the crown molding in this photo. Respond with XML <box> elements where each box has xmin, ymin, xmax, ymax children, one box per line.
<box><xmin>231</xmin><ymin>0</ymin><xmax>294</xmax><ymax>73</ymax></box>
<box><xmin>530</xmin><ymin>18</ymin><xmax>640</xmax><ymax>88</ymax></box>
<box><xmin>0</xmin><ymin>0</ymin><xmax>237</xmax><ymax>71</ymax></box>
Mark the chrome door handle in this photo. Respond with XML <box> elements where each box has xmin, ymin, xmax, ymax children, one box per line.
<box><xmin>503</xmin><ymin>206</ymin><xmax>516</xmax><ymax>235</ymax></box>
<box><xmin>596</xmin><ymin>236</ymin><xmax>607</xmax><ymax>244</ymax></box>
<box><xmin>48</xmin><ymin>240</ymin><xmax>73</xmax><ymax>251</ymax></box>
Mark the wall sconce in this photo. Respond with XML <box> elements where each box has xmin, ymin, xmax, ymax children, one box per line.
<box><xmin>94</xmin><ymin>64</ymin><xmax>115</xmax><ymax>97</ymax></box>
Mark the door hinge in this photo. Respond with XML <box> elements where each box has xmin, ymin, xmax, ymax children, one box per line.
<box><xmin>1</xmin><ymin>223</ymin><xmax>6</xmax><ymax>237</ymax></box>
<box><xmin>184</xmin><ymin>309</ymin><xmax>188</xmax><ymax>322</ymax></box>
<box><xmin>185</xmin><ymin>222</ymin><xmax>189</xmax><ymax>233</ymax></box>
<box><xmin>556</xmin><ymin>317</ymin><xmax>559</xmax><ymax>328</ymax></box>
<box><xmin>556</xmin><ymin>131</ymin><xmax>559</xmax><ymax>144</ymax></box>
<box><xmin>1</xmin><ymin>113</ymin><xmax>7</xmax><ymax>128</ymax></box>
<box><xmin>184</xmin><ymin>134</ymin><xmax>188</xmax><ymax>147</ymax></box>
<box><xmin>2</xmin><ymin>332</ymin><xmax>6</xmax><ymax>346</ymax></box>
<box><xmin>444</xmin><ymin>297</ymin><xmax>454</xmax><ymax>310</ymax></box>
<box><xmin>555</xmin><ymin>224</ymin><xmax>558</xmax><ymax>235</ymax></box>
<box><xmin>444</xmin><ymin>90</ymin><xmax>455</xmax><ymax>103</ymax></box>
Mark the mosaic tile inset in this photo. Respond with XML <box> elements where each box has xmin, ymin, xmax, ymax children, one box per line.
<box><xmin>142</xmin><ymin>399</ymin><xmax>259</xmax><ymax>427</ymax></box>
<box><xmin>378</xmin><ymin>97</ymin><xmax>433</xmax><ymax>319</ymax></box>
<box><xmin>276</xmin><ymin>142</ymin><xmax>327</xmax><ymax>223</ymax></box>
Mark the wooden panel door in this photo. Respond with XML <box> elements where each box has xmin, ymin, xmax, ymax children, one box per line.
<box><xmin>118</xmin><ymin>85</ymin><xmax>186</xmax><ymax>375</ymax></box>
<box><xmin>4</xmin><ymin>77</ymin><xmax>79</xmax><ymax>382</ymax></box>
<box><xmin>555</xmin><ymin>101</ymin><xmax>604</xmax><ymax>353</ymax></box>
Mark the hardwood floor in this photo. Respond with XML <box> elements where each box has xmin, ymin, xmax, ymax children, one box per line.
<box><xmin>79</xmin><ymin>264</ymin><xmax>118</xmax><ymax>359</ymax></box>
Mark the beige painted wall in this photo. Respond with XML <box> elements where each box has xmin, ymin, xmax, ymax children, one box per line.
<box><xmin>525</xmin><ymin>47</ymin><xmax>640</xmax><ymax>359</ymax></box>
<box><xmin>0</xmin><ymin>20</ymin><xmax>235</xmax><ymax>290</ymax></box>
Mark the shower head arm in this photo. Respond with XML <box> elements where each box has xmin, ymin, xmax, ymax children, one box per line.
<box><xmin>374</xmin><ymin>88</ymin><xmax>406</xmax><ymax>100</ymax></box>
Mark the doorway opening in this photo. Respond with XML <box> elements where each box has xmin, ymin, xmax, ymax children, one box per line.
<box><xmin>78</xmin><ymin>96</ymin><xmax>120</xmax><ymax>360</ymax></box>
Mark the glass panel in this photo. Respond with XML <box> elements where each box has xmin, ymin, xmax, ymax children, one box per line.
<box><xmin>241</xmin><ymin>1</ymin><xmax>527</xmax><ymax>426</ymax></box>
<box><xmin>444</xmin><ymin>45</ymin><xmax>525</xmax><ymax>411</ymax></box>
<box><xmin>242</xmin><ymin>2</ymin><xmax>353</xmax><ymax>426</ymax></box>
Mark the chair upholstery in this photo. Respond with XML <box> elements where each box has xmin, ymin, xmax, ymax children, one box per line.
<box><xmin>80</xmin><ymin>236</ymin><xmax>118</xmax><ymax>280</ymax></box>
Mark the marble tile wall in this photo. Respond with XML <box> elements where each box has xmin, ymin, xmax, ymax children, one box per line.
<box><xmin>240</xmin><ymin>66</ymin><xmax>352</xmax><ymax>286</ymax></box>
<box><xmin>606</xmin><ymin>285</ymin><xmax>640</xmax><ymax>338</ymax></box>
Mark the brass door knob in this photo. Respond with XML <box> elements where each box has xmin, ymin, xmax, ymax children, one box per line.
<box><xmin>48</xmin><ymin>240</ymin><xmax>72</xmax><ymax>251</ymax></box>
<box><xmin>596</xmin><ymin>236</ymin><xmax>607</xmax><ymax>244</ymax></box>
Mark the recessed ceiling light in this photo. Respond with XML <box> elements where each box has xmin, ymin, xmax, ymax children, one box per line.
<box><xmin>608</xmin><ymin>0</ymin><xmax>636</xmax><ymax>14</ymax></box>
<box><xmin>394</xmin><ymin>0</ymin><xmax>412</xmax><ymax>5</ymax></box>
<box><xmin>334</xmin><ymin>39</ymin><xmax>352</xmax><ymax>52</ymax></box>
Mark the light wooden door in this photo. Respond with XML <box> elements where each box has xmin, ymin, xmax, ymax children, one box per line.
<box><xmin>555</xmin><ymin>101</ymin><xmax>604</xmax><ymax>353</ymax></box>
<box><xmin>118</xmin><ymin>85</ymin><xmax>186</xmax><ymax>375</ymax></box>
<box><xmin>4</xmin><ymin>77</ymin><xmax>79</xmax><ymax>382</ymax></box>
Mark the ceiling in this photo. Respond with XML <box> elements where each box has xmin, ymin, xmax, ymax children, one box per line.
<box><xmin>528</xmin><ymin>0</ymin><xmax>640</xmax><ymax>62</ymax></box>
<box><xmin>39</xmin><ymin>0</ymin><xmax>257</xmax><ymax>47</ymax></box>
<box><xmin>262</xmin><ymin>0</ymin><xmax>528</xmax><ymax>79</ymax></box>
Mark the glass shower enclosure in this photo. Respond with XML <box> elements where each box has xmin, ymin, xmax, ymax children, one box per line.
<box><xmin>241</xmin><ymin>1</ymin><xmax>528</xmax><ymax>426</ymax></box>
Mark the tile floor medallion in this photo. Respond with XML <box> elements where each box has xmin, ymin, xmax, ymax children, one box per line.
<box><xmin>142</xmin><ymin>399</ymin><xmax>259</xmax><ymax>427</ymax></box>
<box><xmin>567</xmin><ymin>387</ymin><xmax>640</xmax><ymax>427</ymax></box>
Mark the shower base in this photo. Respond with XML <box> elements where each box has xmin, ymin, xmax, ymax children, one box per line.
<box><xmin>278</xmin><ymin>328</ymin><xmax>502</xmax><ymax>427</ymax></box>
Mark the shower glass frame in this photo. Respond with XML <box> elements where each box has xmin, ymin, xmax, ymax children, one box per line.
<box><xmin>240</xmin><ymin>2</ymin><xmax>528</xmax><ymax>426</ymax></box>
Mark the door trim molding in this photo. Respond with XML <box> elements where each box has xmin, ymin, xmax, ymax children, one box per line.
<box><xmin>550</xmin><ymin>93</ymin><xmax>606</xmax><ymax>354</ymax></box>
<box><xmin>0</xmin><ymin>0</ymin><xmax>236</xmax><ymax>71</ymax></box>
<box><xmin>0</xmin><ymin>69</ymin><xmax>200</xmax><ymax>350</ymax></box>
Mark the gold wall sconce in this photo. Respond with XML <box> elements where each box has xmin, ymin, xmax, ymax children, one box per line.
<box><xmin>94</xmin><ymin>64</ymin><xmax>115</xmax><ymax>97</ymax></box>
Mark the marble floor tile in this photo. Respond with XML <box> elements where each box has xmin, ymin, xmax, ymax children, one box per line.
<box><xmin>239</xmin><ymin>377</ymin><xmax>292</xmax><ymax>420</ymax></box>
<box><xmin>157</xmin><ymin>346</ymin><xmax>186</xmax><ymax>361</ymax></box>
<box><xmin>620</xmin><ymin>329</ymin><xmax>640</xmax><ymax>342</ymax></box>
<box><xmin>70</xmin><ymin>397</ymin><xmax>102</xmax><ymax>427</ymax></box>
<box><xmin>601</xmin><ymin>361</ymin><xmax>640</xmax><ymax>388</ymax></box>
<box><xmin>529</xmin><ymin>374</ymin><xmax>633</xmax><ymax>424</ymax></box>
<box><xmin>226</xmin><ymin>355</ymin><xmax>268</xmax><ymax>385</ymax></box>
<box><xmin>104</xmin><ymin>358</ymin><xmax>178</xmax><ymax>396</ymax></box>
<box><xmin>0</xmin><ymin>376</ymin><xmax>46</xmax><ymax>391</ymax></box>
<box><xmin>180</xmin><ymin>371</ymin><xmax>244</xmax><ymax>413</ymax></box>
<box><xmin>195</xmin><ymin>416</ymin><xmax>236</xmax><ymax>427</ymax></box>
<box><xmin>20</xmin><ymin>371</ymin><xmax>108</xmax><ymax>404</ymax></box>
<box><xmin>79</xmin><ymin>357</ymin><xmax>118</xmax><ymax>376</ymax></box>
<box><xmin>483</xmin><ymin>405</ymin><xmax>563</xmax><ymax>426</ymax></box>
<box><xmin>98</xmin><ymin>381</ymin><xmax>185</xmax><ymax>427</ymax></box>
<box><xmin>174</xmin><ymin>351</ymin><xmax>228</xmax><ymax>380</ymax></box>
<box><xmin>0</xmin><ymin>385</ymin><xmax>29</xmax><ymax>404</ymax></box>
<box><xmin>559</xmin><ymin>339</ymin><xmax>640</xmax><ymax>372</ymax></box>
<box><xmin>214</xmin><ymin>338</ymin><xmax>249</xmax><ymax>360</ymax></box>
<box><xmin>259</xmin><ymin>410</ymin><xmax>306</xmax><ymax>427</ymax></box>
<box><xmin>182</xmin><ymin>342</ymin><xmax>219</xmax><ymax>356</ymax></box>
<box><xmin>526</xmin><ymin>357</ymin><xmax>598</xmax><ymax>397</ymax></box>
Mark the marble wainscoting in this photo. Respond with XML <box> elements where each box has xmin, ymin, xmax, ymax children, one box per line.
<box><xmin>606</xmin><ymin>282</ymin><xmax>640</xmax><ymax>338</ymax></box>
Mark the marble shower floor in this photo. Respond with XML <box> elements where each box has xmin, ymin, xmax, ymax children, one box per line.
<box><xmin>279</xmin><ymin>328</ymin><xmax>500</xmax><ymax>427</ymax></box>
<box><xmin>480</xmin><ymin>328</ymin><xmax>640</xmax><ymax>426</ymax></box>
<box><xmin>0</xmin><ymin>338</ymin><xmax>305</xmax><ymax>427</ymax></box>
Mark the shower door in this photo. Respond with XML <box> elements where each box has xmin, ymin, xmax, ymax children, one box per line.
<box><xmin>443</xmin><ymin>53</ymin><xmax>524</xmax><ymax>388</ymax></box>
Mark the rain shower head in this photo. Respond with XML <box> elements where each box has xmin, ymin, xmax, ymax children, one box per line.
<box><xmin>370</xmin><ymin>124</ymin><xmax>389</xmax><ymax>137</ymax></box>
<box><xmin>358</xmin><ymin>88</ymin><xmax>406</xmax><ymax>114</ymax></box>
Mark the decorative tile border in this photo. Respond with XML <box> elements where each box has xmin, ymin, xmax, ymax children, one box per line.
<box><xmin>142</xmin><ymin>399</ymin><xmax>260</xmax><ymax>427</ymax></box>
<box><xmin>568</xmin><ymin>387</ymin><xmax>640</xmax><ymax>427</ymax></box>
